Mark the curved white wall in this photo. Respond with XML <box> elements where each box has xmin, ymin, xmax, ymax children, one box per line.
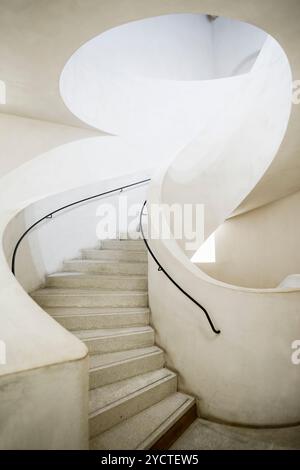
<box><xmin>163</xmin><ymin>37</ymin><xmax>291</xmax><ymax>254</ymax></box>
<box><xmin>147</xmin><ymin>35</ymin><xmax>299</xmax><ymax>426</ymax></box>
<box><xmin>0</xmin><ymin>112</ymin><xmax>100</xmax><ymax>178</ymax></box>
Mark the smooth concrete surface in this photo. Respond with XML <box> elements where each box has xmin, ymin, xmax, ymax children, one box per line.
<box><xmin>149</xmin><ymin>251</ymin><xmax>300</xmax><ymax>426</ymax></box>
<box><xmin>171</xmin><ymin>418</ymin><xmax>300</xmax><ymax>450</ymax></box>
<box><xmin>0</xmin><ymin>112</ymin><xmax>101</xmax><ymax>178</ymax></box>
<box><xmin>0</xmin><ymin>357</ymin><xmax>89</xmax><ymax>450</ymax></box>
<box><xmin>0</xmin><ymin>113</ymin><xmax>100</xmax><ymax>177</ymax></box>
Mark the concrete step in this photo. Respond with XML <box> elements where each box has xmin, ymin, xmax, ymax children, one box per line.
<box><xmin>89</xmin><ymin>369</ymin><xmax>177</xmax><ymax>437</ymax></box>
<box><xmin>119</xmin><ymin>232</ymin><xmax>143</xmax><ymax>241</ymax></box>
<box><xmin>45</xmin><ymin>272</ymin><xmax>147</xmax><ymax>291</ymax></box>
<box><xmin>90</xmin><ymin>392</ymin><xmax>195</xmax><ymax>450</ymax></box>
<box><xmin>63</xmin><ymin>259</ymin><xmax>147</xmax><ymax>275</ymax></box>
<box><xmin>31</xmin><ymin>288</ymin><xmax>148</xmax><ymax>308</ymax></box>
<box><xmin>89</xmin><ymin>346</ymin><xmax>164</xmax><ymax>389</ymax></box>
<box><xmin>100</xmin><ymin>239</ymin><xmax>146</xmax><ymax>251</ymax></box>
<box><xmin>75</xmin><ymin>326</ymin><xmax>154</xmax><ymax>354</ymax></box>
<box><xmin>82</xmin><ymin>249</ymin><xmax>147</xmax><ymax>263</ymax></box>
<box><xmin>46</xmin><ymin>307</ymin><xmax>150</xmax><ymax>330</ymax></box>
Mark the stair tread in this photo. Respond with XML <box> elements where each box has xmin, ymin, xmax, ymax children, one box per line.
<box><xmin>32</xmin><ymin>288</ymin><xmax>147</xmax><ymax>296</ymax></box>
<box><xmin>89</xmin><ymin>368</ymin><xmax>175</xmax><ymax>415</ymax></box>
<box><xmin>47</xmin><ymin>272</ymin><xmax>147</xmax><ymax>279</ymax></box>
<box><xmin>89</xmin><ymin>346</ymin><xmax>163</xmax><ymax>370</ymax></box>
<box><xmin>84</xmin><ymin>249</ymin><xmax>146</xmax><ymax>254</ymax></box>
<box><xmin>63</xmin><ymin>259</ymin><xmax>148</xmax><ymax>275</ymax></box>
<box><xmin>30</xmin><ymin>235</ymin><xmax>194</xmax><ymax>447</ymax></box>
<box><xmin>46</xmin><ymin>306</ymin><xmax>150</xmax><ymax>317</ymax></box>
<box><xmin>67</xmin><ymin>259</ymin><xmax>147</xmax><ymax>265</ymax></box>
<box><xmin>103</xmin><ymin>241</ymin><xmax>144</xmax><ymax>243</ymax></box>
<box><xmin>75</xmin><ymin>325</ymin><xmax>153</xmax><ymax>340</ymax></box>
<box><xmin>100</xmin><ymin>240</ymin><xmax>146</xmax><ymax>250</ymax></box>
<box><xmin>90</xmin><ymin>392</ymin><xmax>195</xmax><ymax>450</ymax></box>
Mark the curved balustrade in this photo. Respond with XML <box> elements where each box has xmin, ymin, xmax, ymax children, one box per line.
<box><xmin>139</xmin><ymin>200</ymin><xmax>221</xmax><ymax>335</ymax></box>
<box><xmin>11</xmin><ymin>179</ymin><xmax>150</xmax><ymax>276</ymax></box>
<box><xmin>145</xmin><ymin>36</ymin><xmax>300</xmax><ymax>426</ymax></box>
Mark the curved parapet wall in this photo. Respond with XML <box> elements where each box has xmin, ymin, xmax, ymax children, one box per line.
<box><xmin>147</xmin><ymin>36</ymin><xmax>300</xmax><ymax>426</ymax></box>
<box><xmin>0</xmin><ymin>133</ymin><xmax>150</xmax><ymax>448</ymax></box>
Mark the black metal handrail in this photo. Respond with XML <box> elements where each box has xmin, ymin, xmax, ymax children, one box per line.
<box><xmin>139</xmin><ymin>200</ymin><xmax>221</xmax><ymax>335</ymax></box>
<box><xmin>11</xmin><ymin>178</ymin><xmax>151</xmax><ymax>275</ymax></box>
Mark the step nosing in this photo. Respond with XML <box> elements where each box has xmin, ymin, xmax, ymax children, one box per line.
<box><xmin>89</xmin><ymin>372</ymin><xmax>175</xmax><ymax>417</ymax></box>
<box><xmin>52</xmin><ymin>311</ymin><xmax>149</xmax><ymax>318</ymax></box>
<box><xmin>79</xmin><ymin>329</ymin><xmax>153</xmax><ymax>341</ymax></box>
<box><xmin>48</xmin><ymin>274</ymin><xmax>148</xmax><ymax>279</ymax></box>
<box><xmin>65</xmin><ymin>260</ymin><xmax>147</xmax><ymax>265</ymax></box>
<box><xmin>136</xmin><ymin>396</ymin><xmax>195</xmax><ymax>449</ymax></box>
<box><xmin>33</xmin><ymin>291</ymin><xmax>147</xmax><ymax>295</ymax></box>
<box><xmin>50</xmin><ymin>310</ymin><xmax>149</xmax><ymax>316</ymax></box>
<box><xmin>89</xmin><ymin>349</ymin><xmax>162</xmax><ymax>371</ymax></box>
<box><xmin>83</xmin><ymin>249</ymin><xmax>147</xmax><ymax>253</ymax></box>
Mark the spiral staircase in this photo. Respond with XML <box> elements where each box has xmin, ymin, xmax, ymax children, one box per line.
<box><xmin>31</xmin><ymin>236</ymin><xmax>196</xmax><ymax>449</ymax></box>
<box><xmin>1</xmin><ymin>2</ymin><xmax>300</xmax><ymax>451</ymax></box>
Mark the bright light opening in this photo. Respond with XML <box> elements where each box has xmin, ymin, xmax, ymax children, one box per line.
<box><xmin>0</xmin><ymin>80</ymin><xmax>6</xmax><ymax>104</ymax></box>
<box><xmin>191</xmin><ymin>233</ymin><xmax>216</xmax><ymax>263</ymax></box>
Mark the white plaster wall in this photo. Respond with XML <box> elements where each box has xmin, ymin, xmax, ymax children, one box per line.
<box><xmin>199</xmin><ymin>190</ymin><xmax>300</xmax><ymax>289</ymax></box>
